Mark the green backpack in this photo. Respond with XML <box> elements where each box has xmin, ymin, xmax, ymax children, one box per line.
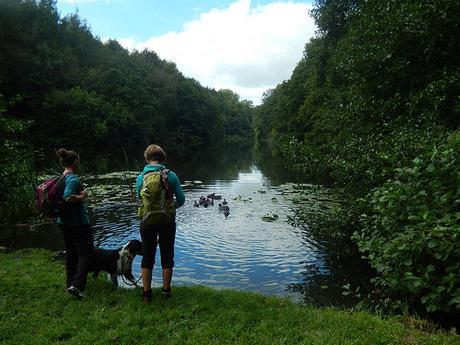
<box><xmin>138</xmin><ymin>168</ymin><xmax>175</xmax><ymax>225</ymax></box>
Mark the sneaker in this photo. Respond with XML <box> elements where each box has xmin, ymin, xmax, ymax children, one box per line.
<box><xmin>161</xmin><ymin>287</ymin><xmax>171</xmax><ymax>299</ymax></box>
<box><xmin>143</xmin><ymin>289</ymin><xmax>152</xmax><ymax>304</ymax></box>
<box><xmin>67</xmin><ymin>285</ymin><xmax>85</xmax><ymax>299</ymax></box>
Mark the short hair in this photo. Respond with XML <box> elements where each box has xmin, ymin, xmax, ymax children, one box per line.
<box><xmin>144</xmin><ymin>144</ymin><xmax>166</xmax><ymax>162</ymax></box>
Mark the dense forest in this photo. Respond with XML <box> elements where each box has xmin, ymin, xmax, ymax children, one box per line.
<box><xmin>0</xmin><ymin>0</ymin><xmax>253</xmax><ymax>151</ymax></box>
<box><xmin>254</xmin><ymin>0</ymin><xmax>459</xmax><ymax>316</ymax></box>
<box><xmin>0</xmin><ymin>0</ymin><xmax>253</xmax><ymax>219</ymax></box>
<box><xmin>1</xmin><ymin>0</ymin><xmax>459</xmax><ymax>322</ymax></box>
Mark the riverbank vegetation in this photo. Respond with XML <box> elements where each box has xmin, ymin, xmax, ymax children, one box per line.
<box><xmin>0</xmin><ymin>98</ymin><xmax>37</xmax><ymax>221</ymax></box>
<box><xmin>1</xmin><ymin>249</ymin><xmax>458</xmax><ymax>344</ymax></box>
<box><xmin>1</xmin><ymin>0</ymin><xmax>458</xmax><ymax>328</ymax></box>
<box><xmin>254</xmin><ymin>0</ymin><xmax>459</xmax><ymax>317</ymax></box>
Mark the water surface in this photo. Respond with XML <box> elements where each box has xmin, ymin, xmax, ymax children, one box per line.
<box><xmin>1</xmin><ymin>146</ymin><xmax>371</xmax><ymax>306</ymax></box>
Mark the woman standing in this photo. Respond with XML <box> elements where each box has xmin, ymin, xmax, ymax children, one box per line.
<box><xmin>136</xmin><ymin>144</ymin><xmax>185</xmax><ymax>303</ymax></box>
<box><xmin>56</xmin><ymin>148</ymin><xmax>93</xmax><ymax>299</ymax></box>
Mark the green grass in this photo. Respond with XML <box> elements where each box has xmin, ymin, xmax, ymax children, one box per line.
<box><xmin>0</xmin><ymin>249</ymin><xmax>458</xmax><ymax>345</ymax></box>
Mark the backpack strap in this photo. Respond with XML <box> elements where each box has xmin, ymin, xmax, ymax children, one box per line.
<box><xmin>160</xmin><ymin>168</ymin><xmax>173</xmax><ymax>201</ymax></box>
<box><xmin>141</xmin><ymin>169</ymin><xmax>159</xmax><ymax>184</ymax></box>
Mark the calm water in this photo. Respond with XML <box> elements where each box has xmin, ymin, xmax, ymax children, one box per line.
<box><xmin>1</xmin><ymin>146</ymin><xmax>372</xmax><ymax>306</ymax></box>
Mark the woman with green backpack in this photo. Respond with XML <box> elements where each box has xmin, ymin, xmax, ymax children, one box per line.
<box><xmin>136</xmin><ymin>144</ymin><xmax>185</xmax><ymax>303</ymax></box>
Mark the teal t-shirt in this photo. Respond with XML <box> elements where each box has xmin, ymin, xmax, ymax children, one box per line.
<box><xmin>136</xmin><ymin>164</ymin><xmax>185</xmax><ymax>208</ymax></box>
<box><xmin>56</xmin><ymin>174</ymin><xmax>90</xmax><ymax>226</ymax></box>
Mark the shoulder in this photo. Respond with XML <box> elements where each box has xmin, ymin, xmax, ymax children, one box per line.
<box><xmin>136</xmin><ymin>171</ymin><xmax>145</xmax><ymax>183</ymax></box>
<box><xmin>65</xmin><ymin>174</ymin><xmax>80</xmax><ymax>184</ymax></box>
<box><xmin>166</xmin><ymin>169</ymin><xmax>180</xmax><ymax>182</ymax></box>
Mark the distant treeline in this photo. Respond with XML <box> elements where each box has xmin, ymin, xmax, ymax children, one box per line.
<box><xmin>0</xmin><ymin>0</ymin><xmax>253</xmax><ymax>153</ymax></box>
<box><xmin>0</xmin><ymin>0</ymin><xmax>253</xmax><ymax>220</ymax></box>
<box><xmin>255</xmin><ymin>0</ymin><xmax>459</xmax><ymax>315</ymax></box>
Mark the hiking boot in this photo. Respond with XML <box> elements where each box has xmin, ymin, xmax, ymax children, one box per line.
<box><xmin>67</xmin><ymin>285</ymin><xmax>85</xmax><ymax>299</ymax></box>
<box><xmin>143</xmin><ymin>289</ymin><xmax>152</xmax><ymax>304</ymax></box>
<box><xmin>161</xmin><ymin>287</ymin><xmax>171</xmax><ymax>299</ymax></box>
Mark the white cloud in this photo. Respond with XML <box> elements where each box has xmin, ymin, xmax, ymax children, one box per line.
<box><xmin>59</xmin><ymin>0</ymin><xmax>110</xmax><ymax>3</ymax></box>
<box><xmin>119</xmin><ymin>0</ymin><xmax>316</xmax><ymax>105</ymax></box>
<box><xmin>116</xmin><ymin>37</ymin><xmax>137</xmax><ymax>51</ymax></box>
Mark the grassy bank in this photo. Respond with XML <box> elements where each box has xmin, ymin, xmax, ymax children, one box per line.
<box><xmin>0</xmin><ymin>250</ymin><xmax>457</xmax><ymax>345</ymax></box>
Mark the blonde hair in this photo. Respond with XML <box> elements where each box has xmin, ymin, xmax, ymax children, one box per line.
<box><xmin>144</xmin><ymin>144</ymin><xmax>166</xmax><ymax>162</ymax></box>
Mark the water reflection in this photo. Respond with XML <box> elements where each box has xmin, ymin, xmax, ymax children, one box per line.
<box><xmin>86</xmin><ymin>165</ymin><xmax>329</xmax><ymax>299</ymax></box>
<box><xmin>1</xmin><ymin>144</ymin><xmax>372</xmax><ymax>306</ymax></box>
<box><xmin>287</xmin><ymin>250</ymin><xmax>375</xmax><ymax>307</ymax></box>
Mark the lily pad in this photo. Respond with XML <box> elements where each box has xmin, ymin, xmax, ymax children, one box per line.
<box><xmin>261</xmin><ymin>213</ymin><xmax>279</xmax><ymax>222</ymax></box>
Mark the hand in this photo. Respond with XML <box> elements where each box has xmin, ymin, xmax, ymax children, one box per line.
<box><xmin>80</xmin><ymin>190</ymin><xmax>88</xmax><ymax>199</ymax></box>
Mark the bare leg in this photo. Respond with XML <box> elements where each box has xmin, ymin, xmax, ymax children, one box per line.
<box><xmin>142</xmin><ymin>268</ymin><xmax>152</xmax><ymax>291</ymax></box>
<box><xmin>162</xmin><ymin>268</ymin><xmax>173</xmax><ymax>290</ymax></box>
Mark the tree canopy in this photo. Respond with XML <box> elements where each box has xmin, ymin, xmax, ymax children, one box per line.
<box><xmin>0</xmin><ymin>0</ymin><xmax>254</xmax><ymax>155</ymax></box>
<box><xmin>254</xmin><ymin>0</ymin><xmax>459</xmax><ymax>315</ymax></box>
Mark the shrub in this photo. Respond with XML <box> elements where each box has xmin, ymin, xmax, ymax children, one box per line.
<box><xmin>0</xmin><ymin>98</ymin><xmax>37</xmax><ymax>221</ymax></box>
<box><xmin>355</xmin><ymin>131</ymin><xmax>460</xmax><ymax>313</ymax></box>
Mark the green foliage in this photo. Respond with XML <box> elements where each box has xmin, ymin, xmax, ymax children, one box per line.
<box><xmin>36</xmin><ymin>87</ymin><xmax>137</xmax><ymax>148</ymax></box>
<box><xmin>311</xmin><ymin>0</ymin><xmax>361</xmax><ymax>41</ymax></box>
<box><xmin>217</xmin><ymin>89</ymin><xmax>253</xmax><ymax>144</ymax></box>
<box><xmin>255</xmin><ymin>0</ymin><xmax>459</xmax><ymax>314</ymax></box>
<box><xmin>1</xmin><ymin>249</ymin><xmax>457</xmax><ymax>344</ymax></box>
<box><xmin>0</xmin><ymin>0</ymin><xmax>255</xmax><ymax>219</ymax></box>
<box><xmin>0</xmin><ymin>97</ymin><xmax>37</xmax><ymax>221</ymax></box>
<box><xmin>0</xmin><ymin>0</ymin><xmax>254</xmax><ymax>154</ymax></box>
<box><xmin>356</xmin><ymin>132</ymin><xmax>460</xmax><ymax>313</ymax></box>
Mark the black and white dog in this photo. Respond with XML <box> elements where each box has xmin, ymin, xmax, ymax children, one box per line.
<box><xmin>90</xmin><ymin>239</ymin><xmax>143</xmax><ymax>287</ymax></box>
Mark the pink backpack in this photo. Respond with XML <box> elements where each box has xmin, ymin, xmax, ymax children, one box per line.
<box><xmin>35</xmin><ymin>174</ymin><xmax>68</xmax><ymax>218</ymax></box>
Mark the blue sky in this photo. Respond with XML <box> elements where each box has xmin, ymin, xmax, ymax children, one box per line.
<box><xmin>56</xmin><ymin>0</ymin><xmax>316</xmax><ymax>104</ymax></box>
<box><xmin>57</xmin><ymin>0</ymin><xmax>313</xmax><ymax>41</ymax></box>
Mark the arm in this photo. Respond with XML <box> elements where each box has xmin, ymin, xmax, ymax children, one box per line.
<box><xmin>65</xmin><ymin>191</ymin><xmax>87</xmax><ymax>203</ymax></box>
<box><xmin>63</xmin><ymin>175</ymin><xmax>88</xmax><ymax>203</ymax></box>
<box><xmin>136</xmin><ymin>174</ymin><xmax>142</xmax><ymax>200</ymax></box>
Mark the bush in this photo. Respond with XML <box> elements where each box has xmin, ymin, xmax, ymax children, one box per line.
<box><xmin>355</xmin><ymin>131</ymin><xmax>460</xmax><ymax>313</ymax></box>
<box><xmin>0</xmin><ymin>99</ymin><xmax>37</xmax><ymax>221</ymax></box>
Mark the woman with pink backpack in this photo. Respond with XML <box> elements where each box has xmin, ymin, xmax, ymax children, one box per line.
<box><xmin>55</xmin><ymin>148</ymin><xmax>93</xmax><ymax>299</ymax></box>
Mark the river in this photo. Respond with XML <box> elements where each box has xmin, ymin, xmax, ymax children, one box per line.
<box><xmin>0</xmin><ymin>145</ymin><xmax>372</xmax><ymax>306</ymax></box>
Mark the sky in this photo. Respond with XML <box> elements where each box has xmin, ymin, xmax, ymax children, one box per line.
<box><xmin>56</xmin><ymin>0</ymin><xmax>316</xmax><ymax>105</ymax></box>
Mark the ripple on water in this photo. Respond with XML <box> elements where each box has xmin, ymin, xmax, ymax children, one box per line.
<box><xmin>85</xmin><ymin>165</ymin><xmax>332</xmax><ymax>297</ymax></box>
